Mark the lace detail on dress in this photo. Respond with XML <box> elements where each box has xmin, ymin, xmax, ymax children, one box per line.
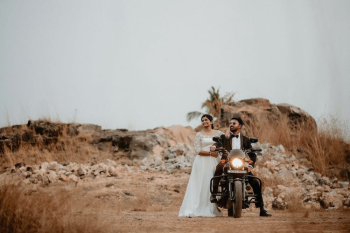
<box><xmin>194</xmin><ymin>133</ymin><xmax>201</xmax><ymax>154</ymax></box>
<box><xmin>193</xmin><ymin>131</ymin><xmax>223</xmax><ymax>154</ymax></box>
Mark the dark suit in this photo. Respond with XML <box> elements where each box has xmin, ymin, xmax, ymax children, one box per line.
<box><xmin>213</xmin><ymin>133</ymin><xmax>264</xmax><ymax>208</ymax></box>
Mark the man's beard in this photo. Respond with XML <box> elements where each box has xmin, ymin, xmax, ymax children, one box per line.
<box><xmin>230</xmin><ymin>127</ymin><xmax>238</xmax><ymax>133</ymax></box>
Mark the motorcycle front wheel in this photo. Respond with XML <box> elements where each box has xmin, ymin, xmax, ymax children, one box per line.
<box><xmin>231</xmin><ymin>180</ymin><xmax>243</xmax><ymax>218</ymax></box>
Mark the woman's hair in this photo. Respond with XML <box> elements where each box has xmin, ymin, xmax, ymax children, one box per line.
<box><xmin>201</xmin><ymin>114</ymin><xmax>214</xmax><ymax>129</ymax></box>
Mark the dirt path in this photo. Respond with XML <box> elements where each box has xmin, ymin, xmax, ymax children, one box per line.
<box><xmin>88</xmin><ymin>209</ymin><xmax>349</xmax><ymax>233</ymax></box>
<box><xmin>56</xmin><ymin>169</ymin><xmax>350</xmax><ymax>233</ymax></box>
<box><xmin>2</xmin><ymin>167</ymin><xmax>349</xmax><ymax>232</ymax></box>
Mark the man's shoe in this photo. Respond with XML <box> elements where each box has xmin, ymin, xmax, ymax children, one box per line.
<box><xmin>260</xmin><ymin>209</ymin><xmax>272</xmax><ymax>217</ymax></box>
<box><xmin>210</xmin><ymin>194</ymin><xmax>217</xmax><ymax>203</ymax></box>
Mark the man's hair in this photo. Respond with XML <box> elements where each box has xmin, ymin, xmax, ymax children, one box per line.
<box><xmin>231</xmin><ymin>116</ymin><xmax>244</xmax><ymax>125</ymax></box>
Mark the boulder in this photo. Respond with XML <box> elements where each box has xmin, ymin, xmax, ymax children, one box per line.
<box><xmin>320</xmin><ymin>195</ymin><xmax>335</xmax><ymax>209</ymax></box>
<box><xmin>220</xmin><ymin>99</ymin><xmax>317</xmax><ymax>137</ymax></box>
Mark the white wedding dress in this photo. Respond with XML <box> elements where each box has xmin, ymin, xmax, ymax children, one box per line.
<box><xmin>178</xmin><ymin>130</ymin><xmax>223</xmax><ymax>217</ymax></box>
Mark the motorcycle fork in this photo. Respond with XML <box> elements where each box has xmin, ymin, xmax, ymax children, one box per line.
<box><xmin>228</xmin><ymin>177</ymin><xmax>243</xmax><ymax>202</ymax></box>
<box><xmin>228</xmin><ymin>178</ymin><xmax>233</xmax><ymax>201</ymax></box>
<box><xmin>242</xmin><ymin>181</ymin><xmax>246</xmax><ymax>203</ymax></box>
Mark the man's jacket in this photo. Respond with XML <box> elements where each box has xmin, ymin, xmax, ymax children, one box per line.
<box><xmin>220</xmin><ymin>133</ymin><xmax>257</xmax><ymax>167</ymax></box>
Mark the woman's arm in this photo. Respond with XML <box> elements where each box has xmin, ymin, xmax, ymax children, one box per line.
<box><xmin>194</xmin><ymin>133</ymin><xmax>218</xmax><ymax>158</ymax></box>
<box><xmin>198</xmin><ymin>150</ymin><xmax>218</xmax><ymax>158</ymax></box>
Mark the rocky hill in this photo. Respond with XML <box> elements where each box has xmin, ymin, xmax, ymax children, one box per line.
<box><xmin>1</xmin><ymin>119</ymin><xmax>349</xmax><ymax>212</ymax></box>
<box><xmin>0</xmin><ymin>97</ymin><xmax>349</xmax><ymax>214</ymax></box>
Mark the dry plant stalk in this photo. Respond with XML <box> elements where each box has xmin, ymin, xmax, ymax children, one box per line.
<box><xmin>0</xmin><ymin>184</ymin><xmax>106</xmax><ymax>233</ymax></box>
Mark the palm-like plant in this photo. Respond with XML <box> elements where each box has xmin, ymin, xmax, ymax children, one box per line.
<box><xmin>187</xmin><ymin>86</ymin><xmax>234</xmax><ymax>124</ymax></box>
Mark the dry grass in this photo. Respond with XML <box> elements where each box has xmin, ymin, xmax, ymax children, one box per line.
<box><xmin>0</xmin><ymin>184</ymin><xmax>106</xmax><ymax>233</ymax></box>
<box><xmin>246</xmin><ymin>116</ymin><xmax>350</xmax><ymax>177</ymax></box>
<box><xmin>300</xmin><ymin>117</ymin><xmax>350</xmax><ymax>175</ymax></box>
<box><xmin>285</xmin><ymin>191</ymin><xmax>304</xmax><ymax>212</ymax></box>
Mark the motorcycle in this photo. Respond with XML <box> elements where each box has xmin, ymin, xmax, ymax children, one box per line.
<box><xmin>210</xmin><ymin>136</ymin><xmax>262</xmax><ymax>218</ymax></box>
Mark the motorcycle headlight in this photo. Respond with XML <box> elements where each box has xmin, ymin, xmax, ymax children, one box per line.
<box><xmin>231</xmin><ymin>158</ymin><xmax>243</xmax><ymax>168</ymax></box>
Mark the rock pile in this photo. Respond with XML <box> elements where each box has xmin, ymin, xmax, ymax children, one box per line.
<box><xmin>255</xmin><ymin>143</ymin><xmax>350</xmax><ymax>210</ymax></box>
<box><xmin>138</xmin><ymin>142</ymin><xmax>350</xmax><ymax>210</ymax></box>
<box><xmin>6</xmin><ymin>159</ymin><xmax>122</xmax><ymax>185</ymax></box>
<box><xmin>139</xmin><ymin>144</ymin><xmax>196</xmax><ymax>172</ymax></box>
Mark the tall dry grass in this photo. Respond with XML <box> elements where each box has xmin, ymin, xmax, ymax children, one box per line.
<box><xmin>248</xmin><ymin>115</ymin><xmax>350</xmax><ymax>177</ymax></box>
<box><xmin>0</xmin><ymin>184</ymin><xmax>106</xmax><ymax>233</ymax></box>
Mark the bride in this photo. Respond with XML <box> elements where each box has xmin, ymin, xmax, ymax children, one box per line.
<box><xmin>178</xmin><ymin>114</ymin><xmax>223</xmax><ymax>217</ymax></box>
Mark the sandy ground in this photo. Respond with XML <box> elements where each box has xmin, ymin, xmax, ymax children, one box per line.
<box><xmin>26</xmin><ymin>166</ymin><xmax>349</xmax><ymax>233</ymax></box>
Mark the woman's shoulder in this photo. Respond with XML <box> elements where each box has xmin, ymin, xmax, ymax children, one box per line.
<box><xmin>215</xmin><ymin>130</ymin><xmax>224</xmax><ymax>135</ymax></box>
<box><xmin>197</xmin><ymin>130</ymin><xmax>222</xmax><ymax>137</ymax></box>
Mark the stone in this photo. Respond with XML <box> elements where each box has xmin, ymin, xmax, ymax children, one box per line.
<box><xmin>322</xmin><ymin>185</ymin><xmax>331</xmax><ymax>192</ymax></box>
<box><xmin>296</xmin><ymin>170</ymin><xmax>306</xmax><ymax>177</ymax></box>
<box><xmin>278</xmin><ymin>167</ymin><xmax>294</xmax><ymax>180</ymax></box>
<box><xmin>140</xmin><ymin>165</ymin><xmax>148</xmax><ymax>171</ymax></box>
<box><xmin>338</xmin><ymin>181</ymin><xmax>349</xmax><ymax>188</ymax></box>
<box><xmin>48</xmin><ymin>171</ymin><xmax>57</xmax><ymax>182</ymax></box>
<box><xmin>302</xmin><ymin>174</ymin><xmax>315</xmax><ymax>185</ymax></box>
<box><xmin>69</xmin><ymin>174</ymin><xmax>79</xmax><ymax>182</ymax></box>
<box><xmin>321</xmin><ymin>177</ymin><xmax>331</xmax><ymax>185</ymax></box>
<box><xmin>308</xmin><ymin>201</ymin><xmax>321</xmax><ymax>210</ymax></box>
<box><xmin>29</xmin><ymin>176</ymin><xmax>38</xmax><ymax>184</ymax></box>
<box><xmin>320</xmin><ymin>195</ymin><xmax>335</xmax><ymax>209</ymax></box>
<box><xmin>106</xmin><ymin>159</ymin><xmax>117</xmax><ymax>167</ymax></box>
<box><xmin>154</xmin><ymin>156</ymin><xmax>163</xmax><ymax>166</ymax></box>
<box><xmin>36</xmin><ymin>174</ymin><xmax>43</xmax><ymax>181</ymax></box>
<box><xmin>41</xmin><ymin>162</ymin><xmax>49</xmax><ymax>171</ymax></box>
<box><xmin>48</xmin><ymin>161</ymin><xmax>59</xmax><ymax>171</ymax></box>
<box><xmin>43</xmin><ymin>175</ymin><xmax>50</xmax><ymax>185</ymax></box>
<box><xmin>77</xmin><ymin>167</ymin><xmax>86</xmax><ymax>176</ymax></box>
<box><xmin>331</xmin><ymin>183</ymin><xmax>342</xmax><ymax>189</ymax></box>
<box><xmin>344</xmin><ymin>198</ymin><xmax>350</xmax><ymax>207</ymax></box>
<box><xmin>272</xmin><ymin>197</ymin><xmax>287</xmax><ymax>210</ymax></box>
<box><xmin>59</xmin><ymin>174</ymin><xmax>69</xmax><ymax>182</ymax></box>
<box><xmin>276</xmin><ymin>145</ymin><xmax>285</xmax><ymax>153</ymax></box>
<box><xmin>123</xmin><ymin>190</ymin><xmax>134</xmax><ymax>196</ymax></box>
<box><xmin>108</xmin><ymin>166</ymin><xmax>118</xmax><ymax>177</ymax></box>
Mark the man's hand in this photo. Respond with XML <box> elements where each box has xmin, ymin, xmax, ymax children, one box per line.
<box><xmin>225</xmin><ymin>129</ymin><xmax>231</xmax><ymax>139</ymax></box>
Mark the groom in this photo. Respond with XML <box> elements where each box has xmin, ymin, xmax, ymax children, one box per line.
<box><xmin>210</xmin><ymin>116</ymin><xmax>271</xmax><ymax>217</ymax></box>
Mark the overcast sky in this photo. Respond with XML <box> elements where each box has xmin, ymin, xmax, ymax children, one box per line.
<box><xmin>1</xmin><ymin>0</ymin><xmax>349</xmax><ymax>130</ymax></box>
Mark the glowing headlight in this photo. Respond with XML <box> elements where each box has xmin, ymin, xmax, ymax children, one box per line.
<box><xmin>231</xmin><ymin>158</ymin><xmax>243</xmax><ymax>168</ymax></box>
